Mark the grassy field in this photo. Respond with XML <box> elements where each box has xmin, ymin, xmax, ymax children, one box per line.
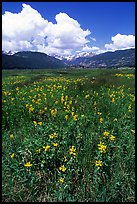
<box><xmin>2</xmin><ymin>68</ymin><xmax>135</xmax><ymax>202</ymax></box>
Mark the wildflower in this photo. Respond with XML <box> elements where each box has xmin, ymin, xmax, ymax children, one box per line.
<box><xmin>110</xmin><ymin>135</ymin><xmax>116</xmax><ymax>141</ymax></box>
<box><xmin>29</xmin><ymin>107</ymin><xmax>34</xmax><ymax>112</ymax></box>
<box><xmin>10</xmin><ymin>134</ymin><xmax>14</xmax><ymax>139</ymax></box>
<box><xmin>59</xmin><ymin>165</ymin><xmax>66</xmax><ymax>172</ymax></box>
<box><xmin>59</xmin><ymin>178</ymin><xmax>64</xmax><ymax>183</ymax></box>
<box><xmin>53</xmin><ymin>143</ymin><xmax>58</xmax><ymax>147</ymax></box>
<box><xmin>10</xmin><ymin>153</ymin><xmax>15</xmax><ymax>159</ymax></box>
<box><xmin>16</xmin><ymin>87</ymin><xmax>19</xmax><ymax>91</ymax></box>
<box><xmin>51</xmin><ymin>109</ymin><xmax>57</xmax><ymax>117</ymax></box>
<box><xmin>104</xmin><ymin>131</ymin><xmax>109</xmax><ymax>137</ymax></box>
<box><xmin>37</xmin><ymin>121</ymin><xmax>42</xmax><ymax>125</ymax></box>
<box><xmin>33</xmin><ymin>121</ymin><xmax>37</xmax><ymax>126</ymax></box>
<box><xmin>24</xmin><ymin>162</ymin><xmax>33</xmax><ymax>167</ymax></box>
<box><xmin>64</xmin><ymin>156</ymin><xmax>67</xmax><ymax>162</ymax></box>
<box><xmin>36</xmin><ymin>149</ymin><xmax>41</xmax><ymax>153</ymax></box>
<box><xmin>49</xmin><ymin>132</ymin><xmax>57</xmax><ymax>139</ymax></box>
<box><xmin>97</xmin><ymin>112</ymin><xmax>102</xmax><ymax>115</ymax></box>
<box><xmin>65</xmin><ymin>115</ymin><xmax>68</xmax><ymax>121</ymax></box>
<box><xmin>43</xmin><ymin>145</ymin><xmax>50</xmax><ymax>151</ymax></box>
<box><xmin>99</xmin><ymin>118</ymin><xmax>103</xmax><ymax>123</ymax></box>
<box><xmin>98</xmin><ymin>142</ymin><xmax>107</xmax><ymax>153</ymax></box>
<box><xmin>26</xmin><ymin>104</ymin><xmax>29</xmax><ymax>108</ymax></box>
<box><xmin>73</xmin><ymin>114</ymin><xmax>78</xmax><ymax>121</ymax></box>
<box><xmin>95</xmin><ymin>160</ymin><xmax>102</xmax><ymax>169</ymax></box>
<box><xmin>131</xmin><ymin>129</ymin><xmax>135</xmax><ymax>134</ymax></box>
<box><xmin>85</xmin><ymin>94</ymin><xmax>90</xmax><ymax>99</ymax></box>
<box><xmin>69</xmin><ymin>146</ymin><xmax>76</xmax><ymax>156</ymax></box>
<box><xmin>111</xmin><ymin>98</ymin><xmax>115</xmax><ymax>103</ymax></box>
<box><xmin>113</xmin><ymin>118</ymin><xmax>117</xmax><ymax>122</ymax></box>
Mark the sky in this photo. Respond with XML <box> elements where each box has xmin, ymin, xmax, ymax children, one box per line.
<box><xmin>2</xmin><ymin>2</ymin><xmax>135</xmax><ymax>57</ymax></box>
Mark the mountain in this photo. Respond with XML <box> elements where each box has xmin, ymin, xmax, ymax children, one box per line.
<box><xmin>51</xmin><ymin>52</ymin><xmax>96</xmax><ymax>61</ymax></box>
<box><xmin>69</xmin><ymin>48</ymin><xmax>135</xmax><ymax>68</ymax></box>
<box><xmin>2</xmin><ymin>51</ymin><xmax>67</xmax><ymax>69</ymax></box>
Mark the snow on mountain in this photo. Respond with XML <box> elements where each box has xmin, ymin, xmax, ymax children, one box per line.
<box><xmin>50</xmin><ymin>52</ymin><xmax>96</xmax><ymax>61</ymax></box>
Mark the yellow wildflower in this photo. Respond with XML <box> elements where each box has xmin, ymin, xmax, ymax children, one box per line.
<box><xmin>24</xmin><ymin>162</ymin><xmax>33</xmax><ymax>167</ymax></box>
<box><xmin>69</xmin><ymin>146</ymin><xmax>76</xmax><ymax>156</ymax></box>
<box><xmin>104</xmin><ymin>131</ymin><xmax>109</xmax><ymax>137</ymax></box>
<box><xmin>10</xmin><ymin>134</ymin><xmax>14</xmax><ymax>139</ymax></box>
<box><xmin>53</xmin><ymin>143</ymin><xmax>58</xmax><ymax>147</ymax></box>
<box><xmin>98</xmin><ymin>142</ymin><xmax>107</xmax><ymax>153</ymax></box>
<box><xmin>110</xmin><ymin>135</ymin><xmax>116</xmax><ymax>141</ymax></box>
<box><xmin>33</xmin><ymin>121</ymin><xmax>37</xmax><ymax>126</ymax></box>
<box><xmin>37</xmin><ymin>121</ymin><xmax>42</xmax><ymax>125</ymax></box>
<box><xmin>97</xmin><ymin>112</ymin><xmax>102</xmax><ymax>115</ymax></box>
<box><xmin>51</xmin><ymin>109</ymin><xmax>57</xmax><ymax>117</ymax></box>
<box><xmin>99</xmin><ymin>118</ymin><xmax>103</xmax><ymax>123</ymax></box>
<box><xmin>43</xmin><ymin>145</ymin><xmax>50</xmax><ymax>151</ymax></box>
<box><xmin>29</xmin><ymin>107</ymin><xmax>34</xmax><ymax>112</ymax></box>
<box><xmin>95</xmin><ymin>160</ymin><xmax>102</xmax><ymax>169</ymax></box>
<box><xmin>10</xmin><ymin>153</ymin><xmax>15</xmax><ymax>159</ymax></box>
<box><xmin>36</xmin><ymin>149</ymin><xmax>41</xmax><ymax>153</ymax></box>
<box><xmin>73</xmin><ymin>114</ymin><xmax>78</xmax><ymax>121</ymax></box>
<box><xmin>59</xmin><ymin>165</ymin><xmax>66</xmax><ymax>172</ymax></box>
<box><xmin>59</xmin><ymin>178</ymin><xmax>64</xmax><ymax>183</ymax></box>
<box><xmin>65</xmin><ymin>115</ymin><xmax>68</xmax><ymax>121</ymax></box>
<box><xmin>111</xmin><ymin>98</ymin><xmax>115</xmax><ymax>103</ymax></box>
<box><xmin>16</xmin><ymin>87</ymin><xmax>19</xmax><ymax>91</ymax></box>
<box><xmin>64</xmin><ymin>156</ymin><xmax>67</xmax><ymax>162</ymax></box>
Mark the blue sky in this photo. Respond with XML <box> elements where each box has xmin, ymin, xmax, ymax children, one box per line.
<box><xmin>2</xmin><ymin>2</ymin><xmax>135</xmax><ymax>56</ymax></box>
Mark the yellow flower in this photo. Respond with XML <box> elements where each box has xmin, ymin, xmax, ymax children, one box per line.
<box><xmin>49</xmin><ymin>132</ymin><xmax>57</xmax><ymax>139</ymax></box>
<box><xmin>97</xmin><ymin>112</ymin><xmax>102</xmax><ymax>115</ymax></box>
<box><xmin>33</xmin><ymin>121</ymin><xmax>37</xmax><ymax>126</ymax></box>
<box><xmin>26</xmin><ymin>104</ymin><xmax>29</xmax><ymax>108</ymax></box>
<box><xmin>131</xmin><ymin>129</ymin><xmax>135</xmax><ymax>134</ymax></box>
<box><xmin>69</xmin><ymin>146</ymin><xmax>76</xmax><ymax>156</ymax></box>
<box><xmin>110</xmin><ymin>135</ymin><xmax>116</xmax><ymax>141</ymax></box>
<box><xmin>65</xmin><ymin>115</ymin><xmax>68</xmax><ymax>121</ymax></box>
<box><xmin>43</xmin><ymin>145</ymin><xmax>50</xmax><ymax>151</ymax></box>
<box><xmin>73</xmin><ymin>114</ymin><xmax>78</xmax><ymax>121</ymax></box>
<box><xmin>10</xmin><ymin>153</ymin><xmax>15</xmax><ymax>159</ymax></box>
<box><xmin>36</xmin><ymin>149</ymin><xmax>41</xmax><ymax>153</ymax></box>
<box><xmin>99</xmin><ymin>118</ymin><xmax>103</xmax><ymax>123</ymax></box>
<box><xmin>53</xmin><ymin>143</ymin><xmax>58</xmax><ymax>147</ymax></box>
<box><xmin>24</xmin><ymin>162</ymin><xmax>33</xmax><ymax>167</ymax></box>
<box><xmin>51</xmin><ymin>109</ymin><xmax>57</xmax><ymax>117</ymax></box>
<box><xmin>16</xmin><ymin>87</ymin><xmax>19</xmax><ymax>91</ymax></box>
<box><xmin>64</xmin><ymin>156</ymin><xmax>67</xmax><ymax>162</ymax></box>
<box><xmin>113</xmin><ymin>118</ymin><xmax>117</xmax><ymax>122</ymax></box>
<box><xmin>37</xmin><ymin>121</ymin><xmax>42</xmax><ymax>125</ymax></box>
<box><xmin>95</xmin><ymin>160</ymin><xmax>102</xmax><ymax>169</ymax></box>
<box><xmin>104</xmin><ymin>131</ymin><xmax>109</xmax><ymax>137</ymax></box>
<box><xmin>59</xmin><ymin>178</ymin><xmax>64</xmax><ymax>183</ymax></box>
<box><xmin>10</xmin><ymin>134</ymin><xmax>14</xmax><ymax>139</ymax></box>
<box><xmin>29</xmin><ymin>107</ymin><xmax>34</xmax><ymax>112</ymax></box>
<box><xmin>59</xmin><ymin>165</ymin><xmax>66</xmax><ymax>172</ymax></box>
<box><xmin>111</xmin><ymin>98</ymin><xmax>115</xmax><ymax>103</ymax></box>
<box><xmin>98</xmin><ymin>142</ymin><xmax>107</xmax><ymax>153</ymax></box>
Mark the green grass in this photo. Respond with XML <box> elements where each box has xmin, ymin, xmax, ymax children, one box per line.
<box><xmin>2</xmin><ymin>68</ymin><xmax>135</xmax><ymax>202</ymax></box>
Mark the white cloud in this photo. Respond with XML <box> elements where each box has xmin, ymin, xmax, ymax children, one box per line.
<box><xmin>2</xmin><ymin>4</ymin><xmax>91</xmax><ymax>56</ymax></box>
<box><xmin>82</xmin><ymin>45</ymin><xmax>99</xmax><ymax>53</ymax></box>
<box><xmin>105</xmin><ymin>33</ymin><xmax>135</xmax><ymax>51</ymax></box>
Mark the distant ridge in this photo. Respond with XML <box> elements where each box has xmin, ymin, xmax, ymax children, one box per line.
<box><xmin>2</xmin><ymin>48</ymin><xmax>135</xmax><ymax>69</ymax></box>
<box><xmin>69</xmin><ymin>48</ymin><xmax>135</xmax><ymax>68</ymax></box>
<box><xmin>2</xmin><ymin>51</ymin><xmax>66</xmax><ymax>69</ymax></box>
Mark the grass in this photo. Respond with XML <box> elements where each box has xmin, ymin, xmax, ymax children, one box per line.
<box><xmin>2</xmin><ymin>67</ymin><xmax>135</xmax><ymax>202</ymax></box>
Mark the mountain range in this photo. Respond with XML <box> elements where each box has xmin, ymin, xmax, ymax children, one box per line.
<box><xmin>2</xmin><ymin>51</ymin><xmax>66</xmax><ymax>69</ymax></box>
<box><xmin>2</xmin><ymin>48</ymin><xmax>135</xmax><ymax>69</ymax></box>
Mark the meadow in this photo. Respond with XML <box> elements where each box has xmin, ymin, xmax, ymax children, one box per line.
<box><xmin>2</xmin><ymin>68</ymin><xmax>135</xmax><ymax>202</ymax></box>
